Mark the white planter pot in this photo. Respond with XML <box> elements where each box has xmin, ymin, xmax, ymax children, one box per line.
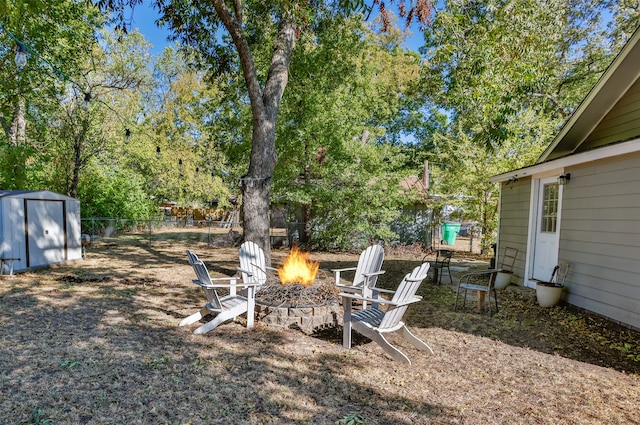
<box><xmin>494</xmin><ymin>272</ymin><xmax>512</xmax><ymax>289</ymax></box>
<box><xmin>536</xmin><ymin>282</ymin><xmax>563</xmax><ymax>307</ymax></box>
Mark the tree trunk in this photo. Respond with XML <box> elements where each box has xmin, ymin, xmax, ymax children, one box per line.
<box><xmin>5</xmin><ymin>97</ymin><xmax>27</xmax><ymax>189</ymax></box>
<box><xmin>214</xmin><ymin>0</ymin><xmax>297</xmax><ymax>264</ymax></box>
<box><xmin>304</xmin><ymin>203</ymin><xmax>313</xmax><ymax>243</ymax></box>
<box><xmin>69</xmin><ymin>134</ymin><xmax>83</xmax><ymax>198</ymax></box>
<box><xmin>68</xmin><ymin>117</ymin><xmax>90</xmax><ymax>199</ymax></box>
<box><xmin>241</xmin><ymin>175</ymin><xmax>272</xmax><ymax>254</ymax></box>
<box><xmin>8</xmin><ymin>97</ymin><xmax>26</xmax><ymax>147</ymax></box>
<box><xmin>241</xmin><ymin>110</ymin><xmax>279</xmax><ymax>263</ymax></box>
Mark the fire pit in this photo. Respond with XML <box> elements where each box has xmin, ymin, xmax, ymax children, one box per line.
<box><xmin>255</xmin><ymin>246</ymin><xmax>341</xmax><ymax>333</ymax></box>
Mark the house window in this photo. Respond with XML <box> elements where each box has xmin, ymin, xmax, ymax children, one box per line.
<box><xmin>540</xmin><ymin>183</ymin><xmax>559</xmax><ymax>233</ymax></box>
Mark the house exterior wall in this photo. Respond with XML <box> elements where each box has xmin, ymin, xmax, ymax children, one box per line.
<box><xmin>579</xmin><ymin>77</ymin><xmax>640</xmax><ymax>152</ymax></box>
<box><xmin>497</xmin><ymin>176</ymin><xmax>531</xmax><ymax>285</ymax></box>
<box><xmin>560</xmin><ymin>151</ymin><xmax>640</xmax><ymax>329</ymax></box>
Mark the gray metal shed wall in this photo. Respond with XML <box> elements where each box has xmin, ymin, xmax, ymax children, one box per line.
<box><xmin>0</xmin><ymin>197</ymin><xmax>27</xmax><ymax>271</ymax></box>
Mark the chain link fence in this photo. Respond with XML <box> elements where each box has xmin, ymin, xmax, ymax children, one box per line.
<box><xmin>80</xmin><ymin>215</ymin><xmax>483</xmax><ymax>254</ymax></box>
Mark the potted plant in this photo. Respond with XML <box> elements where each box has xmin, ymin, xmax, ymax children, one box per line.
<box><xmin>536</xmin><ymin>263</ymin><xmax>570</xmax><ymax>307</ymax></box>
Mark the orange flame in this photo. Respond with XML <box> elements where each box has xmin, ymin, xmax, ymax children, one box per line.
<box><xmin>277</xmin><ymin>246</ymin><xmax>319</xmax><ymax>286</ymax></box>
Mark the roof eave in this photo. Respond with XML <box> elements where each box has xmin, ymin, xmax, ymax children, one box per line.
<box><xmin>491</xmin><ymin>137</ymin><xmax>640</xmax><ymax>183</ymax></box>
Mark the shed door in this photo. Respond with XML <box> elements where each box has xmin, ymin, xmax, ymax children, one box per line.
<box><xmin>27</xmin><ymin>200</ymin><xmax>66</xmax><ymax>267</ymax></box>
<box><xmin>532</xmin><ymin>178</ymin><xmax>561</xmax><ymax>282</ymax></box>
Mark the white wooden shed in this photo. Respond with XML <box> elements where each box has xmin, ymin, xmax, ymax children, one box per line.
<box><xmin>0</xmin><ymin>190</ymin><xmax>82</xmax><ymax>273</ymax></box>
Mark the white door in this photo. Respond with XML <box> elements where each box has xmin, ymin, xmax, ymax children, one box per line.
<box><xmin>532</xmin><ymin>178</ymin><xmax>561</xmax><ymax>282</ymax></box>
<box><xmin>27</xmin><ymin>200</ymin><xmax>66</xmax><ymax>268</ymax></box>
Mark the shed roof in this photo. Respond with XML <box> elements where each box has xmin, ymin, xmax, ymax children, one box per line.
<box><xmin>0</xmin><ymin>190</ymin><xmax>78</xmax><ymax>201</ymax></box>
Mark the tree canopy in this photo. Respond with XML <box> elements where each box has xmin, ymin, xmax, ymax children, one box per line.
<box><xmin>0</xmin><ymin>0</ymin><xmax>636</xmax><ymax>253</ymax></box>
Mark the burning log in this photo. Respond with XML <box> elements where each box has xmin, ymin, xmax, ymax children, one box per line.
<box><xmin>257</xmin><ymin>271</ymin><xmax>339</xmax><ymax>307</ymax></box>
<box><xmin>277</xmin><ymin>245</ymin><xmax>319</xmax><ymax>286</ymax></box>
<box><xmin>254</xmin><ymin>246</ymin><xmax>341</xmax><ymax>333</ymax></box>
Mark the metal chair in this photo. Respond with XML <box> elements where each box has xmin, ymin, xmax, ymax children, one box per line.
<box><xmin>424</xmin><ymin>249</ymin><xmax>453</xmax><ymax>285</ymax></box>
<box><xmin>454</xmin><ymin>269</ymin><xmax>501</xmax><ymax>315</ymax></box>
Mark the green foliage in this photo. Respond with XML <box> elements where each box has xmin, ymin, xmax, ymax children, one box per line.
<box><xmin>0</xmin><ymin>145</ymin><xmax>36</xmax><ymax>189</ymax></box>
<box><xmin>416</xmin><ymin>0</ymin><xmax>616</xmax><ymax>251</ymax></box>
<box><xmin>27</xmin><ymin>407</ymin><xmax>54</xmax><ymax>425</ymax></box>
<box><xmin>77</xmin><ymin>166</ymin><xmax>156</xmax><ymax>219</ymax></box>
<box><xmin>148</xmin><ymin>48</ymin><xmax>234</xmax><ymax>207</ymax></box>
<box><xmin>0</xmin><ymin>0</ymin><xmax>632</xmax><ymax>254</ymax></box>
<box><xmin>0</xmin><ymin>0</ymin><xmax>102</xmax><ymax>187</ymax></box>
<box><xmin>58</xmin><ymin>359</ymin><xmax>80</xmax><ymax>370</ymax></box>
<box><xmin>267</xmin><ymin>15</ymin><xmax>422</xmax><ymax>248</ymax></box>
<box><xmin>421</xmin><ymin>0</ymin><xmax>612</xmax><ymax>148</ymax></box>
<box><xmin>608</xmin><ymin>1</ymin><xmax>640</xmax><ymax>53</ymax></box>
<box><xmin>337</xmin><ymin>412</ymin><xmax>366</xmax><ymax>425</ymax></box>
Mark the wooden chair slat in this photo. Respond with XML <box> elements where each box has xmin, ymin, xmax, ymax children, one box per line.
<box><xmin>333</xmin><ymin>244</ymin><xmax>385</xmax><ymax>309</ymax></box>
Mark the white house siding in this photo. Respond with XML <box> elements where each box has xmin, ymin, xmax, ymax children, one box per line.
<box><xmin>559</xmin><ymin>152</ymin><xmax>640</xmax><ymax>329</ymax></box>
<box><xmin>497</xmin><ymin>177</ymin><xmax>531</xmax><ymax>285</ymax></box>
<box><xmin>580</xmin><ymin>77</ymin><xmax>640</xmax><ymax>152</ymax></box>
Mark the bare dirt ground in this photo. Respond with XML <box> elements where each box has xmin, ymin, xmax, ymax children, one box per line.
<box><xmin>2</xmin><ymin>228</ymin><xmax>640</xmax><ymax>424</ymax></box>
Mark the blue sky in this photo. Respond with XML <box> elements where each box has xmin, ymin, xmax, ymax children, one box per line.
<box><xmin>124</xmin><ymin>3</ymin><xmax>175</xmax><ymax>55</ymax></box>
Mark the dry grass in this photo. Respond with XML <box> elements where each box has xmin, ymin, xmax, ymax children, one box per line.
<box><xmin>2</xmin><ymin>230</ymin><xmax>640</xmax><ymax>424</ymax></box>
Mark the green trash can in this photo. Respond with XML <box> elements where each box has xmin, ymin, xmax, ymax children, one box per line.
<box><xmin>441</xmin><ymin>222</ymin><xmax>461</xmax><ymax>245</ymax></box>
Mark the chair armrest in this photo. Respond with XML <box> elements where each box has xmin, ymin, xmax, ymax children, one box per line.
<box><xmin>362</xmin><ymin>270</ymin><xmax>386</xmax><ymax>279</ymax></box>
<box><xmin>237</xmin><ymin>266</ymin><xmax>254</xmax><ymax>276</ymax></box>
<box><xmin>458</xmin><ymin>269</ymin><xmax>501</xmax><ymax>281</ymax></box>
<box><xmin>236</xmin><ymin>282</ymin><xmax>264</xmax><ymax>287</ymax></box>
<box><xmin>192</xmin><ymin>277</ymin><xmax>237</xmax><ymax>289</ymax></box>
<box><xmin>339</xmin><ymin>292</ymin><xmax>422</xmax><ymax>307</ymax></box>
<box><xmin>339</xmin><ymin>292</ymin><xmax>383</xmax><ymax>304</ymax></box>
<box><xmin>336</xmin><ymin>284</ymin><xmax>364</xmax><ymax>293</ymax></box>
<box><xmin>238</xmin><ymin>264</ymin><xmax>277</xmax><ymax>276</ymax></box>
<box><xmin>371</xmin><ymin>287</ymin><xmax>396</xmax><ymax>294</ymax></box>
<box><xmin>250</xmin><ymin>262</ymin><xmax>278</xmax><ymax>272</ymax></box>
<box><xmin>405</xmin><ymin>276</ymin><xmax>426</xmax><ymax>283</ymax></box>
<box><xmin>332</xmin><ymin>267</ymin><xmax>357</xmax><ymax>273</ymax></box>
<box><xmin>194</xmin><ymin>278</ymin><xmax>264</xmax><ymax>289</ymax></box>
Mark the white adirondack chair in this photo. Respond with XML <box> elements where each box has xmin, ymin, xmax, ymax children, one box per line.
<box><xmin>340</xmin><ymin>262</ymin><xmax>433</xmax><ymax>365</ymax></box>
<box><xmin>237</xmin><ymin>241</ymin><xmax>273</xmax><ymax>287</ymax></box>
<box><xmin>180</xmin><ymin>242</ymin><xmax>270</xmax><ymax>334</ymax></box>
<box><xmin>332</xmin><ymin>244</ymin><xmax>385</xmax><ymax>308</ymax></box>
